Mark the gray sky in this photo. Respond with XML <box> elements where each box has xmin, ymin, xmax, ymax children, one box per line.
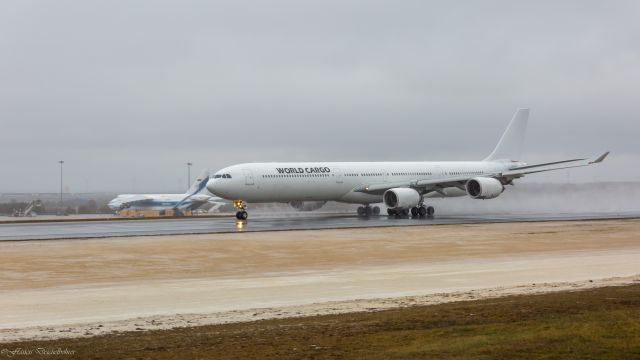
<box><xmin>1</xmin><ymin>0</ymin><xmax>639</xmax><ymax>193</ymax></box>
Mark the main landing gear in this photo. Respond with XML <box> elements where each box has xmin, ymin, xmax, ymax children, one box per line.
<box><xmin>233</xmin><ymin>200</ymin><xmax>248</xmax><ymax>220</ymax></box>
<box><xmin>357</xmin><ymin>205</ymin><xmax>380</xmax><ymax>217</ymax></box>
<box><xmin>387</xmin><ymin>205</ymin><xmax>434</xmax><ymax>218</ymax></box>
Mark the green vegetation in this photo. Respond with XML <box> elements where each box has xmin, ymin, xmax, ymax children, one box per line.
<box><xmin>5</xmin><ymin>284</ymin><xmax>640</xmax><ymax>359</ymax></box>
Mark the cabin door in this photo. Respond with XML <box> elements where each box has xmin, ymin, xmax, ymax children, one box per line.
<box><xmin>334</xmin><ymin>167</ymin><xmax>343</xmax><ymax>183</ymax></box>
<box><xmin>432</xmin><ymin>166</ymin><xmax>445</xmax><ymax>179</ymax></box>
<box><xmin>243</xmin><ymin>169</ymin><xmax>254</xmax><ymax>185</ymax></box>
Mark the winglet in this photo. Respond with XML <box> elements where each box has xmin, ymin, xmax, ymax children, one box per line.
<box><xmin>590</xmin><ymin>151</ymin><xmax>609</xmax><ymax>164</ymax></box>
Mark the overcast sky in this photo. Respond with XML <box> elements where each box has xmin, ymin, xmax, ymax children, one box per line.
<box><xmin>1</xmin><ymin>0</ymin><xmax>638</xmax><ymax>193</ymax></box>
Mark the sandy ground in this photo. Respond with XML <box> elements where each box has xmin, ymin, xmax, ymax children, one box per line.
<box><xmin>1</xmin><ymin>219</ymin><xmax>639</xmax><ymax>342</ymax></box>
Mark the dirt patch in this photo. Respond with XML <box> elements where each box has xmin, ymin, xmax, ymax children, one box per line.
<box><xmin>1</xmin><ymin>219</ymin><xmax>639</xmax><ymax>291</ymax></box>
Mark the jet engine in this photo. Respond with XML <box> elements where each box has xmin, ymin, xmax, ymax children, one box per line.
<box><xmin>289</xmin><ymin>201</ymin><xmax>327</xmax><ymax>211</ymax></box>
<box><xmin>465</xmin><ymin>177</ymin><xmax>504</xmax><ymax>199</ymax></box>
<box><xmin>383</xmin><ymin>188</ymin><xmax>421</xmax><ymax>209</ymax></box>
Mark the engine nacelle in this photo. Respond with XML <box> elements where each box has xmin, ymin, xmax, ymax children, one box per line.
<box><xmin>383</xmin><ymin>188</ymin><xmax>421</xmax><ymax>209</ymax></box>
<box><xmin>465</xmin><ymin>177</ymin><xmax>504</xmax><ymax>199</ymax></box>
<box><xmin>289</xmin><ymin>201</ymin><xmax>327</xmax><ymax>211</ymax></box>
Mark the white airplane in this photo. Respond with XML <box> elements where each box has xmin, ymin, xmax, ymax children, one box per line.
<box><xmin>108</xmin><ymin>170</ymin><xmax>225</xmax><ymax>215</ymax></box>
<box><xmin>207</xmin><ymin>109</ymin><xmax>608</xmax><ymax>220</ymax></box>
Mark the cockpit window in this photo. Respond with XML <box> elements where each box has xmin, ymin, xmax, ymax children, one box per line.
<box><xmin>214</xmin><ymin>174</ymin><xmax>222</xmax><ymax>179</ymax></box>
<box><xmin>224</xmin><ymin>174</ymin><xmax>232</xmax><ymax>178</ymax></box>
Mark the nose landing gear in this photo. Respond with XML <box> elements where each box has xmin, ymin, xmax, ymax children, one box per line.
<box><xmin>234</xmin><ymin>200</ymin><xmax>248</xmax><ymax>220</ymax></box>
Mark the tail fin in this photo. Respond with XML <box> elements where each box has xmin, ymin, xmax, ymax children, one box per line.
<box><xmin>186</xmin><ymin>169</ymin><xmax>210</xmax><ymax>195</ymax></box>
<box><xmin>173</xmin><ymin>169</ymin><xmax>211</xmax><ymax>213</ymax></box>
<box><xmin>484</xmin><ymin>108</ymin><xmax>529</xmax><ymax>161</ymax></box>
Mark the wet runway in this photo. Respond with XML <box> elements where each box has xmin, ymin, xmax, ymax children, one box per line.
<box><xmin>1</xmin><ymin>211</ymin><xmax>638</xmax><ymax>241</ymax></box>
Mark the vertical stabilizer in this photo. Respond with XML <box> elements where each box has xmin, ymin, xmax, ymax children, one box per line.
<box><xmin>484</xmin><ymin>108</ymin><xmax>529</xmax><ymax>161</ymax></box>
<box><xmin>173</xmin><ymin>169</ymin><xmax>211</xmax><ymax>213</ymax></box>
<box><xmin>186</xmin><ymin>169</ymin><xmax>210</xmax><ymax>195</ymax></box>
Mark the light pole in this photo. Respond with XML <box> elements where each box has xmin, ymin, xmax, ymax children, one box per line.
<box><xmin>58</xmin><ymin>160</ymin><xmax>64</xmax><ymax>215</ymax></box>
<box><xmin>187</xmin><ymin>162</ymin><xmax>192</xmax><ymax>188</ymax></box>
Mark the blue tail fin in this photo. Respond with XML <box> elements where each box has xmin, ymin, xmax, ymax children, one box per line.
<box><xmin>186</xmin><ymin>169</ymin><xmax>210</xmax><ymax>195</ymax></box>
<box><xmin>173</xmin><ymin>169</ymin><xmax>211</xmax><ymax>212</ymax></box>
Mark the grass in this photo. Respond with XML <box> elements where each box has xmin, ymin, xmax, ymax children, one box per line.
<box><xmin>4</xmin><ymin>284</ymin><xmax>640</xmax><ymax>359</ymax></box>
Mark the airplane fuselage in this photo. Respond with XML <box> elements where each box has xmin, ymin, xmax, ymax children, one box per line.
<box><xmin>107</xmin><ymin>194</ymin><xmax>211</xmax><ymax>211</ymax></box>
<box><xmin>208</xmin><ymin>161</ymin><xmax>518</xmax><ymax>204</ymax></box>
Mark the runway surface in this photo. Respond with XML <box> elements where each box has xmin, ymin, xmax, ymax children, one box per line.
<box><xmin>1</xmin><ymin>211</ymin><xmax>639</xmax><ymax>241</ymax></box>
<box><xmin>1</xmin><ymin>218</ymin><xmax>639</xmax><ymax>341</ymax></box>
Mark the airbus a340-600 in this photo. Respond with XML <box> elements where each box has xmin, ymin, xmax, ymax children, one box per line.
<box><xmin>207</xmin><ymin>109</ymin><xmax>608</xmax><ymax>220</ymax></box>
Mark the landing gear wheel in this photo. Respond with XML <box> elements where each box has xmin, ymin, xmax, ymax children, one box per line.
<box><xmin>372</xmin><ymin>206</ymin><xmax>380</xmax><ymax>215</ymax></box>
<box><xmin>426</xmin><ymin>206</ymin><xmax>435</xmax><ymax>217</ymax></box>
<box><xmin>387</xmin><ymin>208</ymin><xmax>396</xmax><ymax>216</ymax></box>
<box><xmin>357</xmin><ymin>206</ymin><xmax>365</xmax><ymax>216</ymax></box>
<box><xmin>401</xmin><ymin>208</ymin><xmax>409</xmax><ymax>217</ymax></box>
<box><xmin>418</xmin><ymin>206</ymin><xmax>427</xmax><ymax>217</ymax></box>
<box><xmin>233</xmin><ymin>200</ymin><xmax>249</xmax><ymax>220</ymax></box>
<box><xmin>410</xmin><ymin>207</ymin><xmax>419</xmax><ymax>218</ymax></box>
<box><xmin>365</xmin><ymin>206</ymin><xmax>373</xmax><ymax>216</ymax></box>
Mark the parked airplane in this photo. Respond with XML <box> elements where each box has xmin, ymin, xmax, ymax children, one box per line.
<box><xmin>207</xmin><ymin>109</ymin><xmax>608</xmax><ymax>220</ymax></box>
<box><xmin>108</xmin><ymin>170</ymin><xmax>225</xmax><ymax>215</ymax></box>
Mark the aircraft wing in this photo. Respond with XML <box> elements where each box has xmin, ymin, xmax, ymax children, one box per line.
<box><xmin>500</xmin><ymin>152</ymin><xmax>609</xmax><ymax>177</ymax></box>
<box><xmin>189</xmin><ymin>194</ymin><xmax>213</xmax><ymax>203</ymax></box>
<box><xmin>206</xmin><ymin>197</ymin><xmax>226</xmax><ymax>212</ymax></box>
<box><xmin>354</xmin><ymin>176</ymin><xmax>474</xmax><ymax>195</ymax></box>
<box><xmin>207</xmin><ymin>196</ymin><xmax>225</xmax><ymax>204</ymax></box>
<box><xmin>115</xmin><ymin>195</ymin><xmax>155</xmax><ymax>207</ymax></box>
<box><xmin>175</xmin><ymin>195</ymin><xmax>226</xmax><ymax>211</ymax></box>
<box><xmin>355</xmin><ymin>152</ymin><xmax>609</xmax><ymax>195</ymax></box>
